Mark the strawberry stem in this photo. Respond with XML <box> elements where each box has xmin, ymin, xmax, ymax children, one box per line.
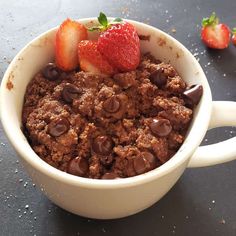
<box><xmin>202</xmin><ymin>12</ymin><xmax>219</xmax><ymax>27</ymax></box>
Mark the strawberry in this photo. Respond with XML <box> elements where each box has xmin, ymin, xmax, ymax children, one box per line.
<box><xmin>89</xmin><ymin>12</ymin><xmax>140</xmax><ymax>72</ymax></box>
<box><xmin>56</xmin><ymin>18</ymin><xmax>88</xmax><ymax>71</ymax></box>
<box><xmin>78</xmin><ymin>40</ymin><xmax>117</xmax><ymax>75</ymax></box>
<box><xmin>232</xmin><ymin>28</ymin><xmax>236</xmax><ymax>46</ymax></box>
<box><xmin>201</xmin><ymin>12</ymin><xmax>231</xmax><ymax>49</ymax></box>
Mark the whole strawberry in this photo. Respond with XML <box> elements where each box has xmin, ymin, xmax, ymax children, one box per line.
<box><xmin>90</xmin><ymin>12</ymin><xmax>140</xmax><ymax>72</ymax></box>
<box><xmin>201</xmin><ymin>12</ymin><xmax>231</xmax><ymax>49</ymax></box>
<box><xmin>232</xmin><ymin>28</ymin><xmax>236</xmax><ymax>46</ymax></box>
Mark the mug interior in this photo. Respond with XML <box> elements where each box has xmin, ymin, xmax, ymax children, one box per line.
<box><xmin>0</xmin><ymin>18</ymin><xmax>212</xmax><ymax>188</ymax></box>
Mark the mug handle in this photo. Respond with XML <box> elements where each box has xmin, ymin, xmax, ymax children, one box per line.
<box><xmin>188</xmin><ymin>101</ymin><xmax>236</xmax><ymax>168</ymax></box>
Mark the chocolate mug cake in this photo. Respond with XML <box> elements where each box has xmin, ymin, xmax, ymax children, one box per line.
<box><xmin>22</xmin><ymin>53</ymin><xmax>202</xmax><ymax>179</ymax></box>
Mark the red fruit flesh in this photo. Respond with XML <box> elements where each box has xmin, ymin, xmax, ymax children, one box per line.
<box><xmin>97</xmin><ymin>22</ymin><xmax>140</xmax><ymax>72</ymax></box>
<box><xmin>78</xmin><ymin>40</ymin><xmax>116</xmax><ymax>75</ymax></box>
<box><xmin>56</xmin><ymin>19</ymin><xmax>88</xmax><ymax>71</ymax></box>
<box><xmin>232</xmin><ymin>34</ymin><xmax>236</xmax><ymax>46</ymax></box>
<box><xmin>201</xmin><ymin>24</ymin><xmax>230</xmax><ymax>49</ymax></box>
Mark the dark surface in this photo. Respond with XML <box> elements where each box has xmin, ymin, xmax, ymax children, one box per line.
<box><xmin>0</xmin><ymin>0</ymin><xmax>236</xmax><ymax>235</ymax></box>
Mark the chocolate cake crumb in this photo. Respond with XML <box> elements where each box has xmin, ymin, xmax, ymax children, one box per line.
<box><xmin>22</xmin><ymin>55</ymin><xmax>201</xmax><ymax>179</ymax></box>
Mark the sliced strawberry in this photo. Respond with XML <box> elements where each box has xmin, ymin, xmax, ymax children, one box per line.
<box><xmin>56</xmin><ymin>18</ymin><xmax>88</xmax><ymax>71</ymax></box>
<box><xmin>78</xmin><ymin>40</ymin><xmax>117</xmax><ymax>75</ymax></box>
<box><xmin>232</xmin><ymin>28</ymin><xmax>236</xmax><ymax>46</ymax></box>
<box><xmin>201</xmin><ymin>12</ymin><xmax>230</xmax><ymax>49</ymax></box>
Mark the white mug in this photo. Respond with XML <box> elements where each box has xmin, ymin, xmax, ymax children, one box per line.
<box><xmin>1</xmin><ymin>18</ymin><xmax>236</xmax><ymax>219</ymax></box>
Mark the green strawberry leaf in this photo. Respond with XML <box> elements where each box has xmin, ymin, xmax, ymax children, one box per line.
<box><xmin>232</xmin><ymin>28</ymin><xmax>236</xmax><ymax>34</ymax></box>
<box><xmin>209</xmin><ymin>12</ymin><xmax>216</xmax><ymax>23</ymax></box>
<box><xmin>98</xmin><ymin>12</ymin><xmax>108</xmax><ymax>27</ymax></box>
<box><xmin>202</xmin><ymin>17</ymin><xmax>210</xmax><ymax>27</ymax></box>
<box><xmin>202</xmin><ymin>12</ymin><xmax>219</xmax><ymax>27</ymax></box>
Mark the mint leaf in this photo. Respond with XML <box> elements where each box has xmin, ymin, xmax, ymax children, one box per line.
<box><xmin>98</xmin><ymin>12</ymin><xmax>108</xmax><ymax>27</ymax></box>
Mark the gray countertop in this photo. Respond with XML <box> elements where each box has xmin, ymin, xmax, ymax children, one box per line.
<box><xmin>0</xmin><ymin>0</ymin><xmax>236</xmax><ymax>235</ymax></box>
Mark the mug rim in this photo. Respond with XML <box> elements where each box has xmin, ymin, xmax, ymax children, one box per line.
<box><xmin>0</xmin><ymin>18</ymin><xmax>212</xmax><ymax>189</ymax></box>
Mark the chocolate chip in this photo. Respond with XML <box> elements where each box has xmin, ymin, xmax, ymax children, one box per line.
<box><xmin>62</xmin><ymin>83</ymin><xmax>82</xmax><ymax>103</ymax></box>
<box><xmin>101</xmin><ymin>172</ymin><xmax>118</xmax><ymax>179</ymax></box>
<box><xmin>149</xmin><ymin>68</ymin><xmax>167</xmax><ymax>87</ymax></box>
<box><xmin>92</xmin><ymin>135</ymin><xmax>114</xmax><ymax>155</ymax></box>
<box><xmin>183</xmin><ymin>84</ymin><xmax>203</xmax><ymax>106</ymax></box>
<box><xmin>42</xmin><ymin>63</ymin><xmax>61</xmax><ymax>81</ymax></box>
<box><xmin>141</xmin><ymin>151</ymin><xmax>157</xmax><ymax>170</ymax></box>
<box><xmin>67</xmin><ymin>156</ymin><xmax>88</xmax><ymax>177</ymax></box>
<box><xmin>48</xmin><ymin>117</ymin><xmax>70</xmax><ymax>137</ymax></box>
<box><xmin>133</xmin><ymin>152</ymin><xmax>158</xmax><ymax>175</ymax></box>
<box><xmin>103</xmin><ymin>96</ymin><xmax>121</xmax><ymax>113</ymax></box>
<box><xmin>150</xmin><ymin>118</ymin><xmax>172</xmax><ymax>137</ymax></box>
<box><xmin>100</xmin><ymin>155</ymin><xmax>114</xmax><ymax>167</ymax></box>
<box><xmin>133</xmin><ymin>156</ymin><xmax>147</xmax><ymax>174</ymax></box>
